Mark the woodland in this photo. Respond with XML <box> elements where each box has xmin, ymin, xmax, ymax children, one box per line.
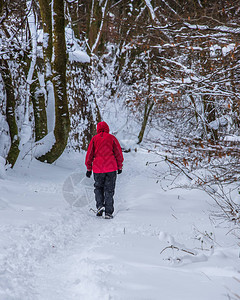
<box><xmin>0</xmin><ymin>0</ymin><xmax>240</xmax><ymax>229</ymax></box>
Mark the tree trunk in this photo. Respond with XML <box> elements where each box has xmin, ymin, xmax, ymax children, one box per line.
<box><xmin>25</xmin><ymin>1</ymin><xmax>48</xmax><ymax>143</ymax></box>
<box><xmin>38</xmin><ymin>0</ymin><xmax>55</xmax><ymax>132</ymax></box>
<box><xmin>31</xmin><ymin>67</ymin><xmax>48</xmax><ymax>141</ymax></box>
<box><xmin>138</xmin><ymin>51</ymin><xmax>154</xmax><ymax>144</ymax></box>
<box><xmin>37</xmin><ymin>0</ymin><xmax>70</xmax><ymax>163</ymax></box>
<box><xmin>87</xmin><ymin>0</ymin><xmax>109</xmax><ymax>54</ymax></box>
<box><xmin>38</xmin><ymin>0</ymin><xmax>52</xmax><ymax>69</ymax></box>
<box><xmin>0</xmin><ymin>59</ymin><xmax>20</xmax><ymax>167</ymax></box>
<box><xmin>137</xmin><ymin>98</ymin><xmax>154</xmax><ymax>144</ymax></box>
<box><xmin>0</xmin><ymin>0</ymin><xmax>3</xmax><ymax>15</ymax></box>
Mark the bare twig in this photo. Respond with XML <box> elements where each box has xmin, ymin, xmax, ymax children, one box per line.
<box><xmin>165</xmin><ymin>156</ymin><xmax>193</xmax><ymax>180</ymax></box>
<box><xmin>160</xmin><ymin>245</ymin><xmax>196</xmax><ymax>256</ymax></box>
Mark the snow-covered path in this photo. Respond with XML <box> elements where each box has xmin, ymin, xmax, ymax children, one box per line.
<box><xmin>34</xmin><ymin>216</ymin><xmax>111</xmax><ymax>299</ymax></box>
<box><xmin>0</xmin><ymin>151</ymin><xmax>239</xmax><ymax>300</ymax></box>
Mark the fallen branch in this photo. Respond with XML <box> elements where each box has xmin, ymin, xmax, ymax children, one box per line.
<box><xmin>160</xmin><ymin>245</ymin><xmax>196</xmax><ymax>256</ymax></box>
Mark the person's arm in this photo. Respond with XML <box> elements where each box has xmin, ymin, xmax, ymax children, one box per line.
<box><xmin>113</xmin><ymin>137</ymin><xmax>124</xmax><ymax>170</ymax></box>
<box><xmin>85</xmin><ymin>138</ymin><xmax>95</xmax><ymax>171</ymax></box>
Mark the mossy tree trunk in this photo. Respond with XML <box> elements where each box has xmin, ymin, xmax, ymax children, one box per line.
<box><xmin>38</xmin><ymin>0</ymin><xmax>54</xmax><ymax>132</ymax></box>
<box><xmin>25</xmin><ymin>1</ymin><xmax>48</xmax><ymax>143</ymax></box>
<box><xmin>37</xmin><ymin>0</ymin><xmax>70</xmax><ymax>163</ymax></box>
<box><xmin>0</xmin><ymin>59</ymin><xmax>20</xmax><ymax>167</ymax></box>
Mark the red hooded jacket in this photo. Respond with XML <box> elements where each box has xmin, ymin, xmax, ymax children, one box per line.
<box><xmin>85</xmin><ymin>122</ymin><xmax>124</xmax><ymax>173</ymax></box>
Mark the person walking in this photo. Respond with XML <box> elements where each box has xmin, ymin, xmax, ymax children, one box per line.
<box><xmin>85</xmin><ymin>121</ymin><xmax>124</xmax><ymax>219</ymax></box>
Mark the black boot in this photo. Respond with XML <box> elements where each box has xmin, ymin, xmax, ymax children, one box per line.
<box><xmin>105</xmin><ymin>213</ymin><xmax>113</xmax><ymax>219</ymax></box>
<box><xmin>96</xmin><ymin>207</ymin><xmax>104</xmax><ymax>217</ymax></box>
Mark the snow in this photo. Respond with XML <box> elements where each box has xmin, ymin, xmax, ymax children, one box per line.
<box><xmin>0</xmin><ymin>115</ymin><xmax>10</xmax><ymax>159</ymax></box>
<box><xmin>68</xmin><ymin>50</ymin><xmax>90</xmax><ymax>64</ymax></box>
<box><xmin>184</xmin><ymin>23</ymin><xmax>209</xmax><ymax>30</ymax></box>
<box><xmin>210</xmin><ymin>43</ymin><xmax>236</xmax><ymax>57</ymax></box>
<box><xmin>46</xmin><ymin>80</ymin><xmax>55</xmax><ymax>133</ymax></box>
<box><xmin>222</xmin><ymin>43</ymin><xmax>236</xmax><ymax>56</ymax></box>
<box><xmin>65</xmin><ymin>27</ymin><xmax>90</xmax><ymax>63</ymax></box>
<box><xmin>0</xmin><ymin>156</ymin><xmax>5</xmax><ymax>179</ymax></box>
<box><xmin>224</xmin><ymin>135</ymin><xmax>240</xmax><ymax>142</ymax></box>
<box><xmin>19</xmin><ymin>122</ymin><xmax>32</xmax><ymax>148</ymax></box>
<box><xmin>42</xmin><ymin>32</ymin><xmax>50</xmax><ymax>50</ymax></box>
<box><xmin>0</xmin><ymin>149</ymin><xmax>239</xmax><ymax>299</ymax></box>
<box><xmin>208</xmin><ymin>116</ymin><xmax>229</xmax><ymax>130</ymax></box>
<box><xmin>210</xmin><ymin>44</ymin><xmax>222</xmax><ymax>57</ymax></box>
<box><xmin>30</xmin><ymin>131</ymin><xmax>56</xmax><ymax>158</ymax></box>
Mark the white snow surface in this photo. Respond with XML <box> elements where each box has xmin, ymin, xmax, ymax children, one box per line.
<box><xmin>0</xmin><ymin>149</ymin><xmax>239</xmax><ymax>300</ymax></box>
<box><xmin>29</xmin><ymin>131</ymin><xmax>56</xmax><ymax>159</ymax></box>
<box><xmin>68</xmin><ymin>50</ymin><xmax>90</xmax><ymax>64</ymax></box>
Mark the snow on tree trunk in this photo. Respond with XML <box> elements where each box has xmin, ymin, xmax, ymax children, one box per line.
<box><xmin>31</xmin><ymin>68</ymin><xmax>48</xmax><ymax>141</ymax></box>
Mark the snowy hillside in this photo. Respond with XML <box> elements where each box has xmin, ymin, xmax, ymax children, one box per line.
<box><xmin>0</xmin><ymin>149</ymin><xmax>239</xmax><ymax>300</ymax></box>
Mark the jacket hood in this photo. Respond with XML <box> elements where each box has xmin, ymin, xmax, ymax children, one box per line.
<box><xmin>97</xmin><ymin>121</ymin><xmax>110</xmax><ymax>134</ymax></box>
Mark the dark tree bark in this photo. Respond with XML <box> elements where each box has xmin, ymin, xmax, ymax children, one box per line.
<box><xmin>137</xmin><ymin>98</ymin><xmax>154</xmax><ymax>144</ymax></box>
<box><xmin>0</xmin><ymin>59</ymin><xmax>20</xmax><ymax>167</ymax></box>
<box><xmin>38</xmin><ymin>0</ymin><xmax>52</xmax><ymax>72</ymax></box>
<box><xmin>0</xmin><ymin>0</ymin><xmax>3</xmax><ymax>16</ymax></box>
<box><xmin>137</xmin><ymin>52</ymin><xmax>154</xmax><ymax>144</ymax></box>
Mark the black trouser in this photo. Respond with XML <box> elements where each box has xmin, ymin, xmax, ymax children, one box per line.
<box><xmin>93</xmin><ymin>171</ymin><xmax>117</xmax><ymax>214</ymax></box>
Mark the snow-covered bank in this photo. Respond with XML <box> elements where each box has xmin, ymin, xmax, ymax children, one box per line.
<box><xmin>0</xmin><ymin>150</ymin><xmax>239</xmax><ymax>300</ymax></box>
